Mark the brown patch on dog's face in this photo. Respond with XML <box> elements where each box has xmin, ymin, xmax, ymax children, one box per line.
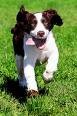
<box><xmin>27</xmin><ymin>13</ymin><xmax>37</xmax><ymax>31</ymax></box>
<box><xmin>42</xmin><ymin>9</ymin><xmax>63</xmax><ymax>30</ymax></box>
<box><xmin>41</xmin><ymin>16</ymin><xmax>49</xmax><ymax>29</ymax></box>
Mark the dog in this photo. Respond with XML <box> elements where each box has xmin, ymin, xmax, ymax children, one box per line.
<box><xmin>11</xmin><ymin>6</ymin><xmax>63</xmax><ymax>97</ymax></box>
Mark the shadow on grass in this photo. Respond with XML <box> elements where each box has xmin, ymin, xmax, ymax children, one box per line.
<box><xmin>0</xmin><ymin>74</ymin><xmax>49</xmax><ymax>103</ymax></box>
<box><xmin>0</xmin><ymin>76</ymin><xmax>27</xmax><ymax>103</ymax></box>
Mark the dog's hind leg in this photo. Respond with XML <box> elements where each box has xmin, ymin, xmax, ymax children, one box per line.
<box><xmin>16</xmin><ymin>55</ymin><xmax>27</xmax><ymax>87</ymax></box>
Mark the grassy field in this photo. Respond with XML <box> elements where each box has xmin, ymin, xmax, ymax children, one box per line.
<box><xmin>0</xmin><ymin>0</ymin><xmax>77</xmax><ymax>115</ymax></box>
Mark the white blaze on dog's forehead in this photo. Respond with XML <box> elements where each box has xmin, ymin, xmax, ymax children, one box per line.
<box><xmin>33</xmin><ymin>13</ymin><xmax>48</xmax><ymax>32</ymax></box>
<box><xmin>34</xmin><ymin>13</ymin><xmax>42</xmax><ymax>21</ymax></box>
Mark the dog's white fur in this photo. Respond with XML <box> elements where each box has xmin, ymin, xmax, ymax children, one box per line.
<box><xmin>16</xmin><ymin>13</ymin><xmax>59</xmax><ymax>92</ymax></box>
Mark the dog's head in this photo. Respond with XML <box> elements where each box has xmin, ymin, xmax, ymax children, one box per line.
<box><xmin>25</xmin><ymin>9</ymin><xmax>63</xmax><ymax>49</ymax></box>
<box><xmin>26</xmin><ymin>9</ymin><xmax>63</xmax><ymax>39</ymax></box>
<box><xmin>11</xmin><ymin>7</ymin><xmax>63</xmax><ymax>50</ymax></box>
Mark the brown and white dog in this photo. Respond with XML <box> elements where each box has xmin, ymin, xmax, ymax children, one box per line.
<box><xmin>11</xmin><ymin>6</ymin><xmax>63</xmax><ymax>97</ymax></box>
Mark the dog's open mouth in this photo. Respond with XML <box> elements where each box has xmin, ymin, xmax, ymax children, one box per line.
<box><xmin>26</xmin><ymin>37</ymin><xmax>46</xmax><ymax>50</ymax></box>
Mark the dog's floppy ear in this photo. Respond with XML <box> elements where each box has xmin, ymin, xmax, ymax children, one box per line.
<box><xmin>11</xmin><ymin>6</ymin><xmax>28</xmax><ymax>35</ymax></box>
<box><xmin>16</xmin><ymin>5</ymin><xmax>28</xmax><ymax>23</ymax></box>
<box><xmin>43</xmin><ymin>9</ymin><xmax>63</xmax><ymax>26</ymax></box>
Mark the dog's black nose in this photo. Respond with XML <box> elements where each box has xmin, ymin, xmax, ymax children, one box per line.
<box><xmin>37</xmin><ymin>31</ymin><xmax>45</xmax><ymax>37</ymax></box>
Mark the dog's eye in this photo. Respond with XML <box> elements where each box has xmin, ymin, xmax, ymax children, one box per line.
<box><xmin>41</xmin><ymin>18</ymin><xmax>48</xmax><ymax>25</ymax></box>
<box><xmin>31</xmin><ymin>19</ymin><xmax>37</xmax><ymax>27</ymax></box>
<box><xmin>33</xmin><ymin>19</ymin><xmax>37</xmax><ymax>24</ymax></box>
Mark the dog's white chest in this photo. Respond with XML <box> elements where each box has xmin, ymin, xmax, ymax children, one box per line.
<box><xmin>38</xmin><ymin>48</ymin><xmax>49</xmax><ymax>62</ymax></box>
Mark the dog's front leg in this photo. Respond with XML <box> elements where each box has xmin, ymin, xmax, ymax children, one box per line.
<box><xmin>43</xmin><ymin>46</ymin><xmax>59</xmax><ymax>82</ymax></box>
<box><xmin>24</xmin><ymin>57</ymin><xmax>38</xmax><ymax>95</ymax></box>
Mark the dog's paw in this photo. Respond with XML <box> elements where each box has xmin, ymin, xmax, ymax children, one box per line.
<box><xmin>27</xmin><ymin>90</ymin><xmax>39</xmax><ymax>97</ymax></box>
<box><xmin>43</xmin><ymin>70</ymin><xmax>53</xmax><ymax>83</ymax></box>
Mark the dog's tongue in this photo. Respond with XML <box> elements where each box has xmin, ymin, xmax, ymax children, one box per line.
<box><xmin>26</xmin><ymin>38</ymin><xmax>46</xmax><ymax>50</ymax></box>
<box><xmin>26</xmin><ymin>38</ymin><xmax>35</xmax><ymax>45</ymax></box>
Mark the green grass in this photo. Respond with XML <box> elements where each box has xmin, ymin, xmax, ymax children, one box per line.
<box><xmin>0</xmin><ymin>0</ymin><xmax>77</xmax><ymax>115</ymax></box>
